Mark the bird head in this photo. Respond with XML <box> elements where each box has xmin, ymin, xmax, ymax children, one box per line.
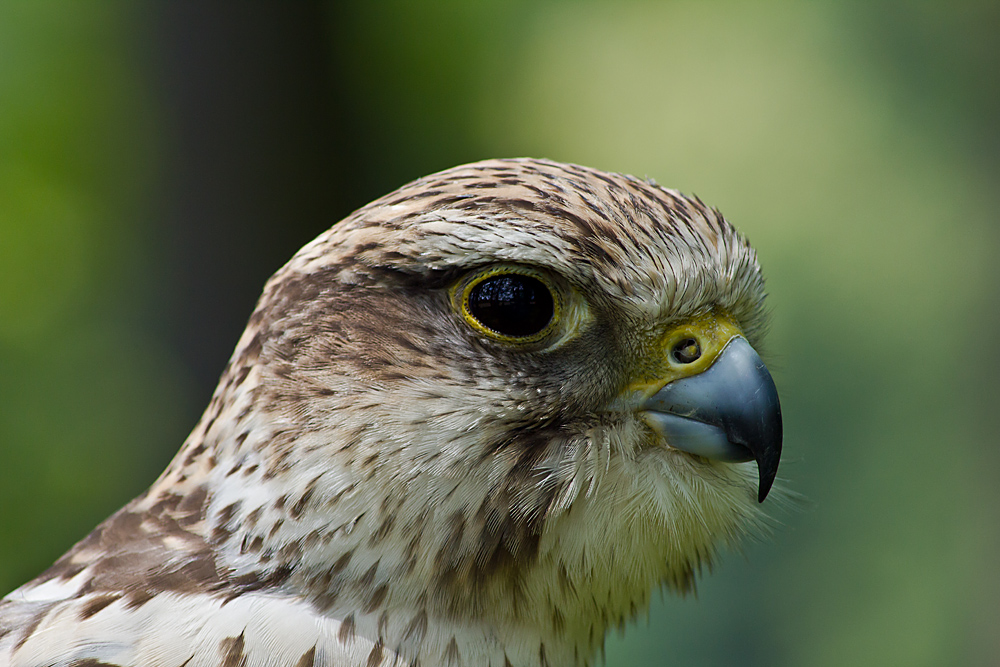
<box><xmin>158</xmin><ymin>158</ymin><xmax>781</xmax><ymax>655</ymax></box>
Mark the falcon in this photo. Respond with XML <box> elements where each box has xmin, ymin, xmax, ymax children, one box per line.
<box><xmin>0</xmin><ymin>159</ymin><xmax>782</xmax><ymax>667</ymax></box>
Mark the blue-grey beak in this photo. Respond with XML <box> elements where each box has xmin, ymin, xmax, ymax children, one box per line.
<box><xmin>642</xmin><ymin>336</ymin><xmax>782</xmax><ymax>502</ymax></box>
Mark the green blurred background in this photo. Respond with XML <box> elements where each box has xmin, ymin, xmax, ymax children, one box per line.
<box><xmin>1</xmin><ymin>2</ymin><xmax>998</xmax><ymax>665</ymax></box>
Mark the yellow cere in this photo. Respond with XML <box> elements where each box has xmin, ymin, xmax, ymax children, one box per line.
<box><xmin>626</xmin><ymin>310</ymin><xmax>743</xmax><ymax>398</ymax></box>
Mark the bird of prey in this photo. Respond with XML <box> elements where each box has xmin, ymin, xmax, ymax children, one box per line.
<box><xmin>0</xmin><ymin>159</ymin><xmax>782</xmax><ymax>667</ymax></box>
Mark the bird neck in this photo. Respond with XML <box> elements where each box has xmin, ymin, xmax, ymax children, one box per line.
<box><xmin>143</xmin><ymin>366</ymin><xmax>700</xmax><ymax>667</ymax></box>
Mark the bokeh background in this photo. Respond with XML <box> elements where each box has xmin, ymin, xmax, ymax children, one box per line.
<box><xmin>2</xmin><ymin>2</ymin><xmax>998</xmax><ymax>665</ymax></box>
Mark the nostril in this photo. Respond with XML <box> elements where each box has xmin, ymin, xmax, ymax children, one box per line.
<box><xmin>671</xmin><ymin>338</ymin><xmax>701</xmax><ymax>364</ymax></box>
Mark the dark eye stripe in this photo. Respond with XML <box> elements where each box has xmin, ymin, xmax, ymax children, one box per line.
<box><xmin>467</xmin><ymin>274</ymin><xmax>554</xmax><ymax>338</ymax></box>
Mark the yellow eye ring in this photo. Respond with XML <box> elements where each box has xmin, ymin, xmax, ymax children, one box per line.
<box><xmin>452</xmin><ymin>266</ymin><xmax>561</xmax><ymax>344</ymax></box>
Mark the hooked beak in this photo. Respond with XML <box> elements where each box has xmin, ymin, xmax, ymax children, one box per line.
<box><xmin>642</xmin><ymin>336</ymin><xmax>782</xmax><ymax>502</ymax></box>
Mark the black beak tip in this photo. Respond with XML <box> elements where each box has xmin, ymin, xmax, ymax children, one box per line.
<box><xmin>754</xmin><ymin>429</ymin><xmax>782</xmax><ymax>503</ymax></box>
<box><xmin>757</xmin><ymin>465</ymin><xmax>776</xmax><ymax>503</ymax></box>
<box><xmin>750</xmin><ymin>366</ymin><xmax>783</xmax><ymax>504</ymax></box>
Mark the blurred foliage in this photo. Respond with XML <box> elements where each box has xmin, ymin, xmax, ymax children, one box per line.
<box><xmin>1</xmin><ymin>1</ymin><xmax>998</xmax><ymax>665</ymax></box>
<box><xmin>0</xmin><ymin>3</ymin><xmax>190</xmax><ymax>589</ymax></box>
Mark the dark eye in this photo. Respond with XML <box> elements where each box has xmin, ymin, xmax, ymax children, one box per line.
<box><xmin>466</xmin><ymin>274</ymin><xmax>554</xmax><ymax>338</ymax></box>
<box><xmin>671</xmin><ymin>337</ymin><xmax>702</xmax><ymax>364</ymax></box>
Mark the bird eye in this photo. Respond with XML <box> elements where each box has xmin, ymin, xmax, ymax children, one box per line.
<box><xmin>463</xmin><ymin>273</ymin><xmax>555</xmax><ymax>339</ymax></box>
<box><xmin>671</xmin><ymin>338</ymin><xmax>702</xmax><ymax>364</ymax></box>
